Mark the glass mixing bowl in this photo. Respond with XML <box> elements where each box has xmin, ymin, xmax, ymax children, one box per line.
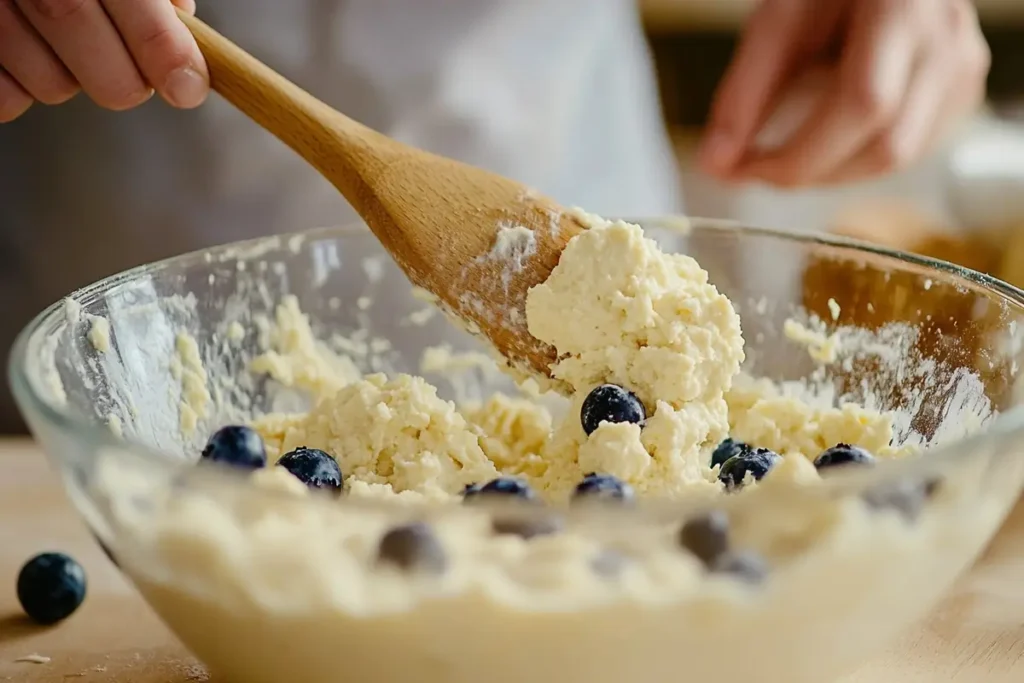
<box><xmin>10</xmin><ymin>218</ymin><xmax>1024</xmax><ymax>683</ymax></box>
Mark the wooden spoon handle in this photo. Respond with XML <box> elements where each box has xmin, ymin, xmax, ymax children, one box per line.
<box><xmin>175</xmin><ymin>9</ymin><xmax>384</xmax><ymax>192</ymax></box>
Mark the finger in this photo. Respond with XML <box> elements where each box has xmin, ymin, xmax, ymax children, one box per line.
<box><xmin>820</xmin><ymin>4</ymin><xmax>991</xmax><ymax>185</ymax></box>
<box><xmin>889</xmin><ymin>56</ymin><xmax>973</xmax><ymax>169</ymax></box>
<box><xmin>0</xmin><ymin>67</ymin><xmax>33</xmax><ymax>121</ymax></box>
<box><xmin>942</xmin><ymin>0</ymin><xmax>990</xmax><ymax>121</ymax></box>
<box><xmin>170</xmin><ymin>0</ymin><xmax>195</xmax><ymax>14</ymax></box>
<box><xmin>822</xmin><ymin>61</ymin><xmax>984</xmax><ymax>186</ymax></box>
<box><xmin>102</xmin><ymin>0</ymin><xmax>208</xmax><ymax>109</ymax></box>
<box><xmin>736</xmin><ymin>0</ymin><xmax>920</xmax><ymax>187</ymax></box>
<box><xmin>0</xmin><ymin>0</ymin><xmax>78</xmax><ymax>103</ymax></box>
<box><xmin>697</xmin><ymin>1</ymin><xmax>808</xmax><ymax>175</ymax></box>
<box><xmin>818</xmin><ymin>60</ymin><xmax>947</xmax><ymax>186</ymax></box>
<box><xmin>16</xmin><ymin>0</ymin><xmax>151</xmax><ymax>110</ymax></box>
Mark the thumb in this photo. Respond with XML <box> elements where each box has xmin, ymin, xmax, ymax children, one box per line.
<box><xmin>698</xmin><ymin>1</ymin><xmax>809</xmax><ymax>176</ymax></box>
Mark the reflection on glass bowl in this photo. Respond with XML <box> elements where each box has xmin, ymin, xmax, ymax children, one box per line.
<box><xmin>9</xmin><ymin>218</ymin><xmax>1024</xmax><ymax>683</ymax></box>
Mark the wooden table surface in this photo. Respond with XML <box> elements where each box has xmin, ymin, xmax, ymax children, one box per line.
<box><xmin>1</xmin><ymin>437</ymin><xmax>1023</xmax><ymax>682</ymax></box>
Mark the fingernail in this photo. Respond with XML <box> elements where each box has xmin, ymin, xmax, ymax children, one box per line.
<box><xmin>699</xmin><ymin>130</ymin><xmax>741</xmax><ymax>171</ymax></box>
<box><xmin>163</xmin><ymin>67</ymin><xmax>208</xmax><ymax>109</ymax></box>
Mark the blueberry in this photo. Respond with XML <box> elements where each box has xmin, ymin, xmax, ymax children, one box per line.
<box><xmin>591</xmin><ymin>550</ymin><xmax>628</xmax><ymax>577</ymax></box>
<box><xmin>711</xmin><ymin>550</ymin><xmax>768</xmax><ymax>584</ymax></box>
<box><xmin>814</xmin><ymin>443</ymin><xmax>876</xmax><ymax>470</ymax></box>
<box><xmin>464</xmin><ymin>477</ymin><xmax>536</xmax><ymax>501</ymax></box>
<box><xmin>580</xmin><ymin>384</ymin><xmax>646</xmax><ymax>436</ymax></box>
<box><xmin>277</xmin><ymin>447</ymin><xmax>343</xmax><ymax>496</ymax></box>
<box><xmin>17</xmin><ymin>552</ymin><xmax>87</xmax><ymax>625</ymax></box>
<box><xmin>863</xmin><ymin>480</ymin><xmax>928</xmax><ymax>521</ymax></box>
<box><xmin>710</xmin><ymin>438</ymin><xmax>751</xmax><ymax>469</ymax></box>
<box><xmin>573</xmin><ymin>473</ymin><xmax>635</xmax><ymax>503</ymax></box>
<box><xmin>718</xmin><ymin>448</ymin><xmax>782</xmax><ymax>490</ymax></box>
<box><xmin>201</xmin><ymin>425</ymin><xmax>266</xmax><ymax>470</ymax></box>
<box><xmin>377</xmin><ymin>523</ymin><xmax>446</xmax><ymax>573</ymax></box>
<box><xmin>492</xmin><ymin>514</ymin><xmax>564</xmax><ymax>539</ymax></box>
<box><xmin>679</xmin><ymin>510</ymin><xmax>730</xmax><ymax>566</ymax></box>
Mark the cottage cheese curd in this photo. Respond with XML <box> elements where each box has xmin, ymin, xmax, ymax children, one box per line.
<box><xmin>93</xmin><ymin>212</ymin><xmax>1014</xmax><ymax>683</ymax></box>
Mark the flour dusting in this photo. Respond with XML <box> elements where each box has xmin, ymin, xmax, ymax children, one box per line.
<box><xmin>489</xmin><ymin>223</ymin><xmax>537</xmax><ymax>288</ymax></box>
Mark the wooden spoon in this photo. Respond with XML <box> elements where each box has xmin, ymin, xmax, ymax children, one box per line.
<box><xmin>176</xmin><ymin>10</ymin><xmax>583</xmax><ymax>383</ymax></box>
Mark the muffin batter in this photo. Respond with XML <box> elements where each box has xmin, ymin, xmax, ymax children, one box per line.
<box><xmin>92</xmin><ymin>211</ymin><xmax>1012</xmax><ymax>683</ymax></box>
<box><xmin>249</xmin><ymin>211</ymin><xmax>903</xmax><ymax>504</ymax></box>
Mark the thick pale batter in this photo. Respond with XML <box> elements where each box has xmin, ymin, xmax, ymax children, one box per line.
<box><xmin>92</xmin><ymin>211</ymin><xmax>1016</xmax><ymax>683</ymax></box>
<box><xmin>248</xmin><ymin>213</ymin><xmax>902</xmax><ymax>503</ymax></box>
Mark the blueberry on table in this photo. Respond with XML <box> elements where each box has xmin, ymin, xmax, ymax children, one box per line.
<box><xmin>464</xmin><ymin>477</ymin><xmax>536</xmax><ymax>501</ymax></box>
<box><xmin>573</xmin><ymin>473</ymin><xmax>635</xmax><ymax>503</ymax></box>
<box><xmin>201</xmin><ymin>425</ymin><xmax>267</xmax><ymax>470</ymax></box>
<box><xmin>580</xmin><ymin>384</ymin><xmax>646</xmax><ymax>436</ymax></box>
<box><xmin>710</xmin><ymin>438</ymin><xmax>751</xmax><ymax>469</ymax></box>
<box><xmin>378</xmin><ymin>523</ymin><xmax>447</xmax><ymax>573</ymax></box>
<box><xmin>814</xmin><ymin>443</ymin><xmax>875</xmax><ymax>470</ymax></box>
<box><xmin>277</xmin><ymin>447</ymin><xmax>344</xmax><ymax>496</ymax></box>
<box><xmin>718</xmin><ymin>448</ymin><xmax>782</xmax><ymax>490</ymax></box>
<box><xmin>17</xmin><ymin>552</ymin><xmax>87</xmax><ymax>625</ymax></box>
<box><xmin>679</xmin><ymin>510</ymin><xmax>731</xmax><ymax>566</ymax></box>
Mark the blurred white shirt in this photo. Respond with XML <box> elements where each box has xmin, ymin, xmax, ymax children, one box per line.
<box><xmin>0</xmin><ymin>0</ymin><xmax>680</xmax><ymax>429</ymax></box>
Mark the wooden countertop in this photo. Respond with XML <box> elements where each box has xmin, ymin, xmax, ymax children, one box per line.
<box><xmin>1</xmin><ymin>437</ymin><xmax>1023</xmax><ymax>682</ymax></box>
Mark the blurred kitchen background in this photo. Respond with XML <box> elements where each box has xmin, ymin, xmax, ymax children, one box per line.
<box><xmin>641</xmin><ymin>0</ymin><xmax>1024</xmax><ymax>244</ymax></box>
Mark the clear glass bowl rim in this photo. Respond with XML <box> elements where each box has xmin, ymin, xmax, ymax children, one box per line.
<box><xmin>9</xmin><ymin>216</ymin><xmax>1024</xmax><ymax>499</ymax></box>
